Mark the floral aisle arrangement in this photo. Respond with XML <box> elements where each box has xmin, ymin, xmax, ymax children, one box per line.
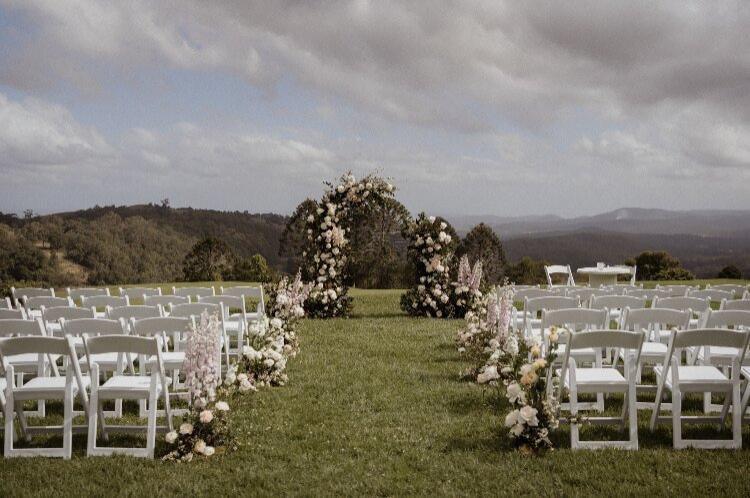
<box><xmin>400</xmin><ymin>213</ymin><xmax>457</xmax><ymax>317</ymax></box>
<box><xmin>225</xmin><ymin>272</ymin><xmax>311</xmax><ymax>391</ymax></box>
<box><xmin>459</xmin><ymin>284</ymin><xmax>561</xmax><ymax>453</ymax></box>
<box><xmin>452</xmin><ymin>255</ymin><xmax>483</xmax><ymax>318</ymax></box>
<box><xmin>164</xmin><ymin>312</ymin><xmax>234</xmax><ymax>461</ymax></box>
<box><xmin>303</xmin><ymin>172</ymin><xmax>395</xmax><ymax>318</ymax></box>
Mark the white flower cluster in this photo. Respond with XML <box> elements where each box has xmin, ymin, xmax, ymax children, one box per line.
<box><xmin>304</xmin><ymin>172</ymin><xmax>394</xmax><ymax>318</ymax></box>
<box><xmin>163</xmin><ymin>400</ymin><xmax>231</xmax><ymax>461</ymax></box>
<box><xmin>453</xmin><ymin>255</ymin><xmax>483</xmax><ymax>317</ymax></box>
<box><xmin>401</xmin><ymin>214</ymin><xmax>456</xmax><ymax>318</ymax></box>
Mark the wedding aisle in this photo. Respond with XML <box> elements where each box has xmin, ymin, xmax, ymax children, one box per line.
<box><xmin>2</xmin><ymin>289</ymin><xmax>748</xmax><ymax>497</ymax></box>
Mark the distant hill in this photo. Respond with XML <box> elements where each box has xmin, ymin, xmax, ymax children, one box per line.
<box><xmin>46</xmin><ymin>204</ymin><xmax>290</xmax><ymax>269</ymax></box>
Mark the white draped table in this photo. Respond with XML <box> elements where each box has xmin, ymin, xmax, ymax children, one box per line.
<box><xmin>576</xmin><ymin>266</ymin><xmax>632</xmax><ymax>287</ymax></box>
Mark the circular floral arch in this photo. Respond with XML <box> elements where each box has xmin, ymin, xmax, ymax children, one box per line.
<box><xmin>303</xmin><ymin>172</ymin><xmax>398</xmax><ymax>318</ymax></box>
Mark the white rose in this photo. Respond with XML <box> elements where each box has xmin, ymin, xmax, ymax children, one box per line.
<box><xmin>179</xmin><ymin>423</ymin><xmax>193</xmax><ymax>435</ymax></box>
<box><xmin>215</xmin><ymin>401</ymin><xmax>230</xmax><ymax>412</ymax></box>
<box><xmin>264</xmin><ymin>358</ymin><xmax>276</xmax><ymax>368</ymax></box>
<box><xmin>165</xmin><ymin>431</ymin><xmax>178</xmax><ymax>444</ymax></box>
<box><xmin>428</xmin><ymin>216</ymin><xmax>436</xmax><ymax>223</ymax></box>
<box><xmin>510</xmin><ymin>423</ymin><xmax>525</xmax><ymax>437</ymax></box>
<box><xmin>504</xmin><ymin>409</ymin><xmax>520</xmax><ymax>428</ymax></box>
<box><xmin>519</xmin><ymin>405</ymin><xmax>539</xmax><ymax>426</ymax></box>
<box><xmin>440</xmin><ymin>222</ymin><xmax>447</xmax><ymax>230</ymax></box>
<box><xmin>477</xmin><ymin>365</ymin><xmax>500</xmax><ymax>384</ymax></box>
<box><xmin>237</xmin><ymin>373</ymin><xmax>248</xmax><ymax>382</ymax></box>
<box><xmin>194</xmin><ymin>439</ymin><xmax>206</xmax><ymax>454</ymax></box>
<box><xmin>239</xmin><ymin>378</ymin><xmax>256</xmax><ymax>392</ymax></box>
<box><xmin>270</xmin><ymin>318</ymin><xmax>283</xmax><ymax>329</ymax></box>
<box><xmin>203</xmin><ymin>446</ymin><xmax>215</xmax><ymax>457</ymax></box>
<box><xmin>506</xmin><ymin>383</ymin><xmax>526</xmax><ymax>404</ymax></box>
<box><xmin>199</xmin><ymin>410</ymin><xmax>214</xmax><ymax>424</ymax></box>
<box><xmin>306</xmin><ymin>215</ymin><xmax>314</xmax><ymax>222</ymax></box>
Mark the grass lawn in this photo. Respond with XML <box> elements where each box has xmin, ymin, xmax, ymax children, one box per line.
<box><xmin>2</xmin><ymin>284</ymin><xmax>750</xmax><ymax>496</ymax></box>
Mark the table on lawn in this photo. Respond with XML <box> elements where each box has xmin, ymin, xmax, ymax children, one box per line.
<box><xmin>576</xmin><ymin>266</ymin><xmax>632</xmax><ymax>287</ymax></box>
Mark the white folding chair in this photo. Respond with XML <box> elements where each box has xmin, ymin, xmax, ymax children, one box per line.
<box><xmin>590</xmin><ymin>295</ymin><xmax>646</xmax><ymax>328</ymax></box>
<box><xmin>1</xmin><ymin>336</ymin><xmax>89</xmax><ymax>459</ymax></box>
<box><xmin>721</xmin><ymin>299</ymin><xmax>750</xmax><ymax>311</ymax></box>
<box><xmin>118</xmin><ymin>287</ymin><xmax>162</xmax><ymax>301</ymax></box>
<box><xmin>523</xmin><ymin>296</ymin><xmax>579</xmax><ymax>339</ymax></box>
<box><xmin>545</xmin><ymin>265</ymin><xmax>575</xmax><ymax>287</ymax></box>
<box><xmin>709</xmin><ymin>284</ymin><xmax>749</xmax><ymax>300</ymax></box>
<box><xmin>173</xmin><ymin>286</ymin><xmax>215</xmax><ymax>301</ymax></box>
<box><xmin>650</xmin><ymin>328</ymin><xmax>749</xmax><ymax>449</ymax></box>
<box><xmin>61</xmin><ymin>318</ymin><xmax>132</xmax><ymax>417</ymax></box>
<box><xmin>220</xmin><ymin>286</ymin><xmax>265</xmax><ymax>322</ymax></box>
<box><xmin>697</xmin><ymin>309</ymin><xmax>750</xmax><ymax>413</ymax></box>
<box><xmin>41</xmin><ymin>305</ymin><xmax>94</xmax><ymax>338</ymax></box>
<box><xmin>513</xmin><ymin>288</ymin><xmax>564</xmax><ymax>329</ymax></box>
<box><xmin>130</xmin><ymin>316</ymin><xmax>192</xmax><ymax>416</ymax></box>
<box><xmin>0</xmin><ymin>318</ymin><xmax>60</xmax><ymax>417</ymax></box>
<box><xmin>81</xmin><ymin>295</ymin><xmax>129</xmax><ymax>318</ymax></box>
<box><xmin>144</xmin><ymin>295</ymin><xmax>189</xmax><ymax>308</ymax></box>
<box><xmin>85</xmin><ymin>335</ymin><xmax>172</xmax><ymax>458</ymax></box>
<box><xmin>199</xmin><ymin>295</ymin><xmax>246</xmax><ymax>361</ymax></box>
<box><xmin>558</xmin><ymin>329</ymin><xmax>644</xmax><ymax>449</ymax></box>
<box><xmin>542</xmin><ymin>308</ymin><xmax>608</xmax><ymax>411</ymax></box>
<box><xmin>618</xmin><ymin>308</ymin><xmax>691</xmax><ymax>409</ymax></box>
<box><xmin>11</xmin><ymin>287</ymin><xmax>54</xmax><ymax>307</ymax></box>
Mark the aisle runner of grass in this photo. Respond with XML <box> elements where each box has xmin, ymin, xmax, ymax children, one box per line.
<box><xmin>1</xmin><ymin>289</ymin><xmax>749</xmax><ymax>496</ymax></box>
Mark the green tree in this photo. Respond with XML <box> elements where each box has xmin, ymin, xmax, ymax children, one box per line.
<box><xmin>183</xmin><ymin>237</ymin><xmax>234</xmax><ymax>281</ymax></box>
<box><xmin>717</xmin><ymin>265</ymin><xmax>742</xmax><ymax>279</ymax></box>
<box><xmin>456</xmin><ymin>223</ymin><xmax>507</xmax><ymax>285</ymax></box>
<box><xmin>278</xmin><ymin>199</ymin><xmax>318</xmax><ymax>275</ymax></box>
<box><xmin>504</xmin><ymin>256</ymin><xmax>547</xmax><ymax>285</ymax></box>
<box><xmin>231</xmin><ymin>254</ymin><xmax>274</xmax><ymax>282</ymax></box>
<box><xmin>632</xmin><ymin>251</ymin><xmax>686</xmax><ymax>281</ymax></box>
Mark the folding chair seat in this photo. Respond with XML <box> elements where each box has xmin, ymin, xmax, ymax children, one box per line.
<box><xmin>542</xmin><ymin>308</ymin><xmax>608</xmax><ymax>411</ymax></box>
<box><xmin>85</xmin><ymin>335</ymin><xmax>172</xmax><ymax>458</ymax></box>
<box><xmin>558</xmin><ymin>329</ymin><xmax>643</xmax><ymax>449</ymax></box>
<box><xmin>1</xmin><ymin>336</ymin><xmax>89</xmax><ymax>459</ymax></box>
<box><xmin>650</xmin><ymin>328</ymin><xmax>749</xmax><ymax>449</ymax></box>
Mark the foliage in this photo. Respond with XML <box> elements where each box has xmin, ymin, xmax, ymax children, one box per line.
<box><xmin>718</xmin><ymin>264</ymin><xmax>742</xmax><ymax>279</ymax></box>
<box><xmin>504</xmin><ymin>256</ymin><xmax>547</xmax><ymax>285</ymax></box>
<box><xmin>302</xmin><ymin>172</ymin><xmax>395</xmax><ymax>318</ymax></box>
<box><xmin>183</xmin><ymin>237</ymin><xmax>234</xmax><ymax>282</ymax></box>
<box><xmin>632</xmin><ymin>251</ymin><xmax>682</xmax><ymax>280</ymax></box>
<box><xmin>456</xmin><ymin>223</ymin><xmax>506</xmax><ymax>284</ymax></box>
<box><xmin>654</xmin><ymin>266</ymin><xmax>695</xmax><ymax>280</ymax></box>
<box><xmin>279</xmin><ymin>199</ymin><xmax>318</xmax><ymax>275</ymax></box>
<box><xmin>231</xmin><ymin>254</ymin><xmax>274</xmax><ymax>282</ymax></box>
<box><xmin>400</xmin><ymin>213</ymin><xmax>457</xmax><ymax>318</ymax></box>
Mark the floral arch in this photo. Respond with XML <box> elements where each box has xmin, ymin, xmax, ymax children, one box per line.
<box><xmin>303</xmin><ymin>172</ymin><xmax>398</xmax><ymax>318</ymax></box>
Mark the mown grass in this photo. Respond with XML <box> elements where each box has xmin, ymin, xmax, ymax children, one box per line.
<box><xmin>1</xmin><ymin>285</ymin><xmax>750</xmax><ymax>497</ymax></box>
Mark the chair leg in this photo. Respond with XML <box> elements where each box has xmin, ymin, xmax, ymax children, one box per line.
<box><xmin>570</xmin><ymin>386</ymin><xmax>579</xmax><ymax>449</ymax></box>
<box><xmin>87</xmin><ymin>390</ymin><xmax>99</xmax><ymax>456</ymax></box>
<box><xmin>628</xmin><ymin>379</ymin><xmax>638</xmax><ymax>449</ymax></box>
<box><xmin>4</xmin><ymin>391</ymin><xmax>13</xmax><ymax>456</ymax></box>
<box><xmin>672</xmin><ymin>389</ymin><xmax>682</xmax><ymax>449</ymax></box>
<box><xmin>63</xmin><ymin>381</ymin><xmax>73</xmax><ymax>460</ymax></box>
<box><xmin>146</xmin><ymin>388</ymin><xmax>158</xmax><ymax>459</ymax></box>
<box><xmin>732</xmin><ymin>382</ymin><xmax>742</xmax><ymax>449</ymax></box>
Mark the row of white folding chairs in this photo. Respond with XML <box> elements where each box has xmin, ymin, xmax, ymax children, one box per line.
<box><xmin>556</xmin><ymin>325</ymin><xmax>750</xmax><ymax>450</ymax></box>
<box><xmin>0</xmin><ymin>323</ymin><xmax>175</xmax><ymax>459</ymax></box>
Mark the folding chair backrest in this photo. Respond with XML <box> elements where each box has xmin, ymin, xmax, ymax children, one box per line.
<box><xmin>41</xmin><ymin>305</ymin><xmax>94</xmax><ymax>323</ymax></box>
<box><xmin>515</xmin><ymin>288</ymin><xmax>563</xmax><ymax>302</ymax></box>
<box><xmin>622</xmin><ymin>307</ymin><xmax>691</xmax><ymax>333</ymax></box>
<box><xmin>709</xmin><ymin>284</ymin><xmax>749</xmax><ymax>299</ymax></box>
<box><xmin>221</xmin><ymin>286</ymin><xmax>262</xmax><ymax>298</ymax></box>
<box><xmin>525</xmin><ymin>296</ymin><xmax>580</xmax><ymax>315</ymax></box>
<box><xmin>721</xmin><ymin>299</ymin><xmax>750</xmax><ymax>311</ymax></box>
<box><xmin>0</xmin><ymin>308</ymin><xmax>26</xmax><ymax>320</ymax></box>
<box><xmin>173</xmin><ymin>286</ymin><xmax>215</xmax><ymax>299</ymax></box>
<box><xmin>566</xmin><ymin>288</ymin><xmax>612</xmax><ymax>304</ymax></box>
<box><xmin>670</xmin><ymin>328</ymin><xmax>749</xmax><ymax>350</ymax></box>
<box><xmin>107</xmin><ymin>305</ymin><xmax>162</xmax><ymax>321</ymax></box>
<box><xmin>568</xmin><ymin>329</ymin><xmax>644</xmax><ymax>351</ymax></box>
<box><xmin>143</xmin><ymin>295</ymin><xmax>189</xmax><ymax>307</ymax></box>
<box><xmin>0</xmin><ymin>335</ymin><xmax>72</xmax><ymax>358</ymax></box>
<box><xmin>67</xmin><ymin>287</ymin><xmax>110</xmax><ymax>301</ymax></box>
<box><xmin>688</xmin><ymin>289</ymin><xmax>734</xmax><ymax>302</ymax></box>
<box><xmin>198</xmin><ymin>295</ymin><xmax>245</xmax><ymax>313</ymax></box>
<box><xmin>130</xmin><ymin>316</ymin><xmax>191</xmax><ymax>337</ymax></box>
<box><xmin>61</xmin><ymin>318</ymin><xmax>126</xmax><ymax>338</ymax></box>
<box><xmin>1</xmin><ymin>297</ymin><xmax>12</xmax><ymax>309</ymax></box>
<box><xmin>119</xmin><ymin>287</ymin><xmax>162</xmax><ymax>299</ymax></box>
<box><xmin>168</xmin><ymin>302</ymin><xmax>222</xmax><ymax>319</ymax></box>
<box><xmin>703</xmin><ymin>309</ymin><xmax>750</xmax><ymax>329</ymax></box>
<box><xmin>23</xmin><ymin>296</ymin><xmax>71</xmax><ymax>311</ymax></box>
<box><xmin>626</xmin><ymin>289</ymin><xmax>674</xmax><ymax>301</ymax></box>
<box><xmin>655</xmin><ymin>285</ymin><xmax>695</xmax><ymax>297</ymax></box>
<box><xmin>608</xmin><ymin>284</ymin><xmax>643</xmax><ymax>296</ymax></box>
<box><xmin>542</xmin><ymin>308</ymin><xmax>608</xmax><ymax>332</ymax></box>
<box><xmin>0</xmin><ymin>318</ymin><xmax>46</xmax><ymax>338</ymax></box>
<box><xmin>12</xmin><ymin>287</ymin><xmax>54</xmax><ymax>300</ymax></box>
<box><xmin>590</xmin><ymin>295</ymin><xmax>646</xmax><ymax>311</ymax></box>
<box><xmin>85</xmin><ymin>334</ymin><xmax>160</xmax><ymax>357</ymax></box>
<box><xmin>653</xmin><ymin>296</ymin><xmax>709</xmax><ymax>313</ymax></box>
<box><xmin>82</xmin><ymin>295</ymin><xmax>129</xmax><ymax>309</ymax></box>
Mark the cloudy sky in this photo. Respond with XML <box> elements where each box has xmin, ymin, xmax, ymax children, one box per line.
<box><xmin>1</xmin><ymin>1</ymin><xmax>748</xmax><ymax>218</ymax></box>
